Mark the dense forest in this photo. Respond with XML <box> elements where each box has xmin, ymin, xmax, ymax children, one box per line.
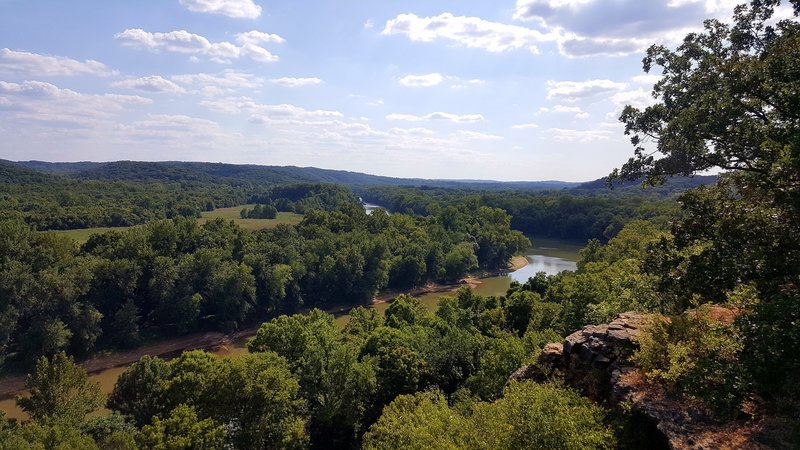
<box><xmin>359</xmin><ymin>185</ymin><xmax>681</xmax><ymax>241</ymax></box>
<box><xmin>0</xmin><ymin>0</ymin><xmax>798</xmax><ymax>448</ymax></box>
<box><xmin>1</xmin><ymin>159</ymin><xmax>696</xmax><ymax>241</ymax></box>
<box><xmin>0</xmin><ymin>201</ymin><xmax>527</xmax><ymax>367</ymax></box>
<box><xmin>0</xmin><ymin>161</ymin><xmax>359</xmax><ymax>230</ymax></box>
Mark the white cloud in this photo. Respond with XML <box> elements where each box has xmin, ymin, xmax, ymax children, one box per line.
<box><xmin>632</xmin><ymin>74</ymin><xmax>662</xmax><ymax>85</ymax></box>
<box><xmin>609</xmin><ymin>88</ymin><xmax>656</xmax><ymax>109</ymax></box>
<box><xmin>547</xmin><ymin>104</ymin><xmax>590</xmax><ymax>118</ymax></box>
<box><xmin>557</xmin><ymin>37</ymin><xmax>648</xmax><ymax>58</ymax></box>
<box><xmin>200</xmin><ymin>97</ymin><xmax>343</xmax><ymax>122</ymax></box>
<box><xmin>546</xmin><ymin>79</ymin><xmax>626</xmax><ymax>100</ymax></box>
<box><xmin>511</xmin><ymin>122</ymin><xmax>539</xmax><ymax>129</ymax></box>
<box><xmin>115</xmin><ymin>29</ymin><xmax>282</xmax><ymax>63</ymax></box>
<box><xmin>514</xmin><ymin>0</ymin><xmax>741</xmax><ymax>57</ymax></box>
<box><xmin>171</xmin><ymin>70</ymin><xmax>265</xmax><ymax>96</ymax></box>
<box><xmin>235</xmin><ymin>30</ymin><xmax>285</xmax><ymax>45</ymax></box>
<box><xmin>398</xmin><ymin>73</ymin><xmax>444</xmax><ymax>87</ymax></box>
<box><xmin>451</xmin><ymin>78</ymin><xmax>486</xmax><ymax>89</ymax></box>
<box><xmin>386</xmin><ymin>111</ymin><xmax>485</xmax><ymax>123</ymax></box>
<box><xmin>604</xmin><ymin>87</ymin><xmax>658</xmax><ymax>120</ymax></box>
<box><xmin>547</xmin><ymin>127</ymin><xmax>612</xmax><ymax>142</ymax></box>
<box><xmin>178</xmin><ymin>0</ymin><xmax>262</xmax><ymax>19</ymax></box>
<box><xmin>0</xmin><ymin>48</ymin><xmax>115</xmax><ymax>77</ymax></box>
<box><xmin>450</xmin><ymin>130</ymin><xmax>503</xmax><ymax>141</ymax></box>
<box><xmin>112</xmin><ymin>75</ymin><xmax>186</xmax><ymax>94</ymax></box>
<box><xmin>0</xmin><ymin>80</ymin><xmax>151</xmax><ymax>128</ymax></box>
<box><xmin>124</xmin><ymin>114</ymin><xmax>225</xmax><ymax>142</ymax></box>
<box><xmin>382</xmin><ymin>13</ymin><xmax>557</xmax><ymax>53</ymax></box>
<box><xmin>269</xmin><ymin>77</ymin><xmax>323</xmax><ymax>87</ymax></box>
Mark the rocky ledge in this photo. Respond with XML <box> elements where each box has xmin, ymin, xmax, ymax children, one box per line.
<box><xmin>510</xmin><ymin>310</ymin><xmax>779</xmax><ymax>450</ymax></box>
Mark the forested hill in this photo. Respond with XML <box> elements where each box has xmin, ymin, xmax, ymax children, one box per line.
<box><xmin>9</xmin><ymin>159</ymin><xmax>714</xmax><ymax>193</ymax></box>
<box><xmin>10</xmin><ymin>160</ymin><xmax>579</xmax><ymax>189</ymax></box>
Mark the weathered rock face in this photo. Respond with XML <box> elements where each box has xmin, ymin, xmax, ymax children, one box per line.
<box><xmin>510</xmin><ymin>310</ymin><xmax>773</xmax><ymax>450</ymax></box>
<box><xmin>510</xmin><ymin>312</ymin><xmax>656</xmax><ymax>400</ymax></box>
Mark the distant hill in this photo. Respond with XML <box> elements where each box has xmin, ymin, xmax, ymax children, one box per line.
<box><xmin>10</xmin><ymin>160</ymin><xmax>584</xmax><ymax>190</ymax></box>
<box><xmin>572</xmin><ymin>175</ymin><xmax>718</xmax><ymax>196</ymax></box>
<box><xmin>0</xmin><ymin>160</ymin><xmax>61</xmax><ymax>184</ymax></box>
<box><xmin>7</xmin><ymin>160</ymin><xmax>716</xmax><ymax>194</ymax></box>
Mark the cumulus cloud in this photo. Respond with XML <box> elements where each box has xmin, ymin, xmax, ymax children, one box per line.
<box><xmin>511</xmin><ymin>122</ymin><xmax>540</xmax><ymax>129</ymax></box>
<box><xmin>382</xmin><ymin>13</ymin><xmax>556</xmax><ymax>53</ymax></box>
<box><xmin>386</xmin><ymin>111</ymin><xmax>485</xmax><ymax>123</ymax></box>
<box><xmin>235</xmin><ymin>30</ymin><xmax>285</xmax><ymax>45</ymax></box>
<box><xmin>112</xmin><ymin>75</ymin><xmax>186</xmax><ymax>94</ymax></box>
<box><xmin>450</xmin><ymin>130</ymin><xmax>503</xmax><ymax>141</ymax></box>
<box><xmin>609</xmin><ymin>88</ymin><xmax>656</xmax><ymax>109</ymax></box>
<box><xmin>398</xmin><ymin>73</ymin><xmax>444</xmax><ymax>87</ymax></box>
<box><xmin>451</xmin><ymin>79</ymin><xmax>486</xmax><ymax>89</ymax></box>
<box><xmin>547</xmin><ymin>127</ymin><xmax>612</xmax><ymax>142</ymax></box>
<box><xmin>0</xmin><ymin>80</ymin><xmax>151</xmax><ymax>128</ymax></box>
<box><xmin>632</xmin><ymin>74</ymin><xmax>662</xmax><ymax>85</ymax></box>
<box><xmin>124</xmin><ymin>114</ymin><xmax>225</xmax><ymax>143</ymax></box>
<box><xmin>546</xmin><ymin>79</ymin><xmax>626</xmax><ymax>100</ymax></box>
<box><xmin>548</xmin><ymin>105</ymin><xmax>588</xmax><ymax>118</ymax></box>
<box><xmin>558</xmin><ymin>37</ymin><xmax>647</xmax><ymax>58</ymax></box>
<box><xmin>115</xmin><ymin>29</ymin><xmax>282</xmax><ymax>63</ymax></box>
<box><xmin>0</xmin><ymin>48</ymin><xmax>115</xmax><ymax>77</ymax></box>
<box><xmin>178</xmin><ymin>0</ymin><xmax>262</xmax><ymax>19</ymax></box>
<box><xmin>268</xmin><ymin>77</ymin><xmax>323</xmax><ymax>87</ymax></box>
<box><xmin>200</xmin><ymin>97</ymin><xmax>343</xmax><ymax>123</ymax></box>
<box><xmin>514</xmin><ymin>0</ymin><xmax>740</xmax><ymax>57</ymax></box>
<box><xmin>171</xmin><ymin>70</ymin><xmax>265</xmax><ymax>96</ymax></box>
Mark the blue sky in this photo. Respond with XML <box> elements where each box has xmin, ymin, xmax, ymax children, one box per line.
<box><xmin>0</xmin><ymin>0</ymin><xmax>758</xmax><ymax>181</ymax></box>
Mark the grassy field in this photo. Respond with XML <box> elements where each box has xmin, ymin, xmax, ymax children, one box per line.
<box><xmin>198</xmin><ymin>205</ymin><xmax>303</xmax><ymax>231</ymax></box>
<box><xmin>46</xmin><ymin>205</ymin><xmax>304</xmax><ymax>243</ymax></box>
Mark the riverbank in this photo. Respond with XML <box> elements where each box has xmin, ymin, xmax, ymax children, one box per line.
<box><xmin>0</xmin><ymin>256</ymin><xmax>530</xmax><ymax>401</ymax></box>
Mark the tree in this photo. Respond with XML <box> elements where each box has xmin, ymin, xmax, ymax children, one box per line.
<box><xmin>137</xmin><ymin>404</ymin><xmax>224</xmax><ymax>450</ymax></box>
<box><xmin>612</xmin><ymin>0</ymin><xmax>800</xmax><ymax>186</ymax></box>
<box><xmin>442</xmin><ymin>243</ymin><xmax>478</xmax><ymax>281</ymax></box>
<box><xmin>363</xmin><ymin>383</ymin><xmax>615</xmax><ymax>450</ymax></box>
<box><xmin>204</xmin><ymin>352</ymin><xmax>308</xmax><ymax>449</ymax></box>
<box><xmin>107</xmin><ymin>355</ymin><xmax>172</xmax><ymax>426</ymax></box>
<box><xmin>343</xmin><ymin>306</ymin><xmax>383</xmax><ymax>339</ymax></box>
<box><xmin>466</xmin><ymin>335</ymin><xmax>526</xmax><ymax>401</ymax></box>
<box><xmin>17</xmin><ymin>352</ymin><xmax>102</xmax><ymax>425</ymax></box>
<box><xmin>110</xmin><ymin>299</ymin><xmax>140</xmax><ymax>347</ymax></box>
<box><xmin>384</xmin><ymin>295</ymin><xmax>430</xmax><ymax>328</ymax></box>
<box><xmin>612</xmin><ymin>0</ymin><xmax>800</xmax><ymax>402</ymax></box>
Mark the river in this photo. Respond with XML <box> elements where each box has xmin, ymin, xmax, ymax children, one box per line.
<box><xmin>0</xmin><ymin>236</ymin><xmax>582</xmax><ymax>422</ymax></box>
<box><xmin>362</xmin><ymin>202</ymin><xmax>384</xmax><ymax>215</ymax></box>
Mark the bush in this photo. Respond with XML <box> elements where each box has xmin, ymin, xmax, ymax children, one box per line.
<box><xmin>363</xmin><ymin>382</ymin><xmax>615</xmax><ymax>450</ymax></box>
<box><xmin>634</xmin><ymin>307</ymin><xmax>746</xmax><ymax>417</ymax></box>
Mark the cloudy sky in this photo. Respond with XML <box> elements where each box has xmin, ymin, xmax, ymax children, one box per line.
<box><xmin>0</xmin><ymin>0</ymin><xmax>753</xmax><ymax>181</ymax></box>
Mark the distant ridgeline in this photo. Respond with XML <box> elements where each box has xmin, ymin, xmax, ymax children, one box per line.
<box><xmin>357</xmin><ymin>173</ymin><xmax>715</xmax><ymax>242</ymax></box>
<box><xmin>0</xmin><ymin>160</ymin><xmax>714</xmax><ymax>237</ymax></box>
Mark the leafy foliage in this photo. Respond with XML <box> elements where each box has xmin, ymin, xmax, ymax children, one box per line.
<box><xmin>16</xmin><ymin>352</ymin><xmax>103</xmax><ymax>426</ymax></box>
<box><xmin>362</xmin><ymin>382</ymin><xmax>615</xmax><ymax>450</ymax></box>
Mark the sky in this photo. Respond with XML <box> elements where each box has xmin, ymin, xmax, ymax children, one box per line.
<box><xmin>0</xmin><ymin>0</ymin><xmax>760</xmax><ymax>181</ymax></box>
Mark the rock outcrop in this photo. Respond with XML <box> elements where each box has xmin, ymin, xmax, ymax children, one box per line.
<box><xmin>511</xmin><ymin>310</ymin><xmax>776</xmax><ymax>450</ymax></box>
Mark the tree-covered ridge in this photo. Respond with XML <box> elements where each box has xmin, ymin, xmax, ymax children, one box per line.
<box><xmin>360</xmin><ymin>185</ymin><xmax>681</xmax><ymax>241</ymax></box>
<box><xmin>11</xmin><ymin>160</ymin><xmax>581</xmax><ymax>189</ymax></box>
<box><xmin>0</xmin><ymin>160</ymin><xmax>358</xmax><ymax>230</ymax></box>
<box><xmin>0</xmin><ymin>201</ymin><xmax>526</xmax><ymax>366</ymax></box>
